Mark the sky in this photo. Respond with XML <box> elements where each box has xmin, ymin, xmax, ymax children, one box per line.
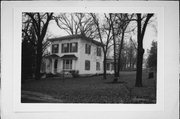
<box><xmin>46</xmin><ymin>13</ymin><xmax>157</xmax><ymax>58</ymax></box>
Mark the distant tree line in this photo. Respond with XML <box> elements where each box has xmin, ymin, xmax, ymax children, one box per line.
<box><xmin>147</xmin><ymin>41</ymin><xmax>157</xmax><ymax>69</ymax></box>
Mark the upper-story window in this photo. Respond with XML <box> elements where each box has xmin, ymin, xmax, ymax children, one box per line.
<box><xmin>62</xmin><ymin>42</ymin><xmax>78</xmax><ymax>53</ymax></box>
<box><xmin>52</xmin><ymin>44</ymin><xmax>59</xmax><ymax>53</ymax></box>
<box><xmin>70</xmin><ymin>42</ymin><xmax>78</xmax><ymax>52</ymax></box>
<box><xmin>62</xmin><ymin>43</ymin><xmax>69</xmax><ymax>53</ymax></box>
<box><xmin>97</xmin><ymin>47</ymin><xmax>101</xmax><ymax>56</ymax></box>
<box><xmin>85</xmin><ymin>44</ymin><xmax>91</xmax><ymax>54</ymax></box>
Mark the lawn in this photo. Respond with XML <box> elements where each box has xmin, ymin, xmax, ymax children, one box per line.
<box><xmin>21</xmin><ymin>71</ymin><xmax>156</xmax><ymax>103</ymax></box>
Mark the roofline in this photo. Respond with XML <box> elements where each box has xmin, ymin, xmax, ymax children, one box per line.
<box><xmin>47</xmin><ymin>34</ymin><xmax>104</xmax><ymax>47</ymax></box>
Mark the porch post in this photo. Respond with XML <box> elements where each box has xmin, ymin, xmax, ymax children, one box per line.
<box><xmin>74</xmin><ymin>60</ymin><xmax>77</xmax><ymax>70</ymax></box>
<box><xmin>51</xmin><ymin>59</ymin><xmax>54</xmax><ymax>74</ymax></box>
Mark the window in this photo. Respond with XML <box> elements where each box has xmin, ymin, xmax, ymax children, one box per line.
<box><xmin>62</xmin><ymin>43</ymin><xmax>69</xmax><ymax>53</ymax></box>
<box><xmin>85</xmin><ymin>60</ymin><xmax>90</xmax><ymax>70</ymax></box>
<box><xmin>63</xmin><ymin>59</ymin><xmax>72</xmax><ymax>70</ymax></box>
<box><xmin>96</xmin><ymin>62</ymin><xmax>100</xmax><ymax>71</ymax></box>
<box><xmin>111</xmin><ymin>63</ymin><xmax>114</xmax><ymax>70</ymax></box>
<box><xmin>70</xmin><ymin>42</ymin><xmax>78</xmax><ymax>52</ymax></box>
<box><xmin>106</xmin><ymin>63</ymin><xmax>110</xmax><ymax>70</ymax></box>
<box><xmin>52</xmin><ymin>44</ymin><xmax>59</xmax><ymax>53</ymax></box>
<box><xmin>62</xmin><ymin>42</ymin><xmax>78</xmax><ymax>53</ymax></box>
<box><xmin>97</xmin><ymin>47</ymin><xmax>101</xmax><ymax>56</ymax></box>
<box><xmin>85</xmin><ymin>44</ymin><xmax>91</xmax><ymax>54</ymax></box>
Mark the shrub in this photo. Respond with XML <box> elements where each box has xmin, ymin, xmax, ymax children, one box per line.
<box><xmin>40</xmin><ymin>73</ymin><xmax>46</xmax><ymax>78</ymax></box>
<box><xmin>69</xmin><ymin>70</ymin><xmax>79</xmax><ymax>78</ymax></box>
<box><xmin>46</xmin><ymin>73</ymin><xmax>55</xmax><ymax>78</ymax></box>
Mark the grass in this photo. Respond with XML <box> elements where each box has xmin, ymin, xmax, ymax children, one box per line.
<box><xmin>21</xmin><ymin>71</ymin><xmax>156</xmax><ymax>103</ymax></box>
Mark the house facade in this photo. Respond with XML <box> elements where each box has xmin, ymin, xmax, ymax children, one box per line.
<box><xmin>42</xmin><ymin>35</ymin><xmax>104</xmax><ymax>75</ymax></box>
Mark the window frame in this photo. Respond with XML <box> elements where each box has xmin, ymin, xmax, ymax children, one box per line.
<box><xmin>63</xmin><ymin>59</ymin><xmax>72</xmax><ymax>70</ymax></box>
<box><xmin>111</xmin><ymin>63</ymin><xmax>114</xmax><ymax>71</ymax></box>
<box><xmin>85</xmin><ymin>44</ymin><xmax>91</xmax><ymax>54</ymax></box>
<box><xmin>62</xmin><ymin>43</ymin><xmax>69</xmax><ymax>53</ymax></box>
<box><xmin>52</xmin><ymin>44</ymin><xmax>59</xmax><ymax>53</ymax></box>
<box><xmin>62</xmin><ymin>42</ymin><xmax>78</xmax><ymax>53</ymax></box>
<box><xmin>85</xmin><ymin>60</ymin><xmax>90</xmax><ymax>70</ymax></box>
<box><xmin>97</xmin><ymin>47</ymin><xmax>101</xmax><ymax>56</ymax></box>
<box><xmin>70</xmin><ymin>42</ymin><xmax>78</xmax><ymax>52</ymax></box>
<box><xmin>96</xmin><ymin>62</ymin><xmax>100</xmax><ymax>71</ymax></box>
<box><xmin>106</xmin><ymin>63</ymin><xmax>110</xmax><ymax>71</ymax></box>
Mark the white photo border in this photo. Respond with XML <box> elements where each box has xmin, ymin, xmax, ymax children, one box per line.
<box><xmin>1</xmin><ymin>1</ymin><xmax>179</xmax><ymax>119</ymax></box>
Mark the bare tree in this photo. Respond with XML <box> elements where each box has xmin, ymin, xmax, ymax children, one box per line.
<box><xmin>90</xmin><ymin>13</ymin><xmax>113</xmax><ymax>79</ymax></box>
<box><xmin>114</xmin><ymin>13</ymin><xmax>134</xmax><ymax>82</ymax></box>
<box><xmin>128</xmin><ymin>38</ymin><xmax>137</xmax><ymax>70</ymax></box>
<box><xmin>109</xmin><ymin>13</ymin><xmax>120</xmax><ymax>81</ymax></box>
<box><xmin>123</xmin><ymin>38</ymin><xmax>137</xmax><ymax>70</ymax></box>
<box><xmin>135</xmin><ymin>13</ymin><xmax>153</xmax><ymax>87</ymax></box>
<box><xmin>106</xmin><ymin>13</ymin><xmax>134</xmax><ymax>82</ymax></box>
<box><xmin>55</xmin><ymin>13</ymin><xmax>97</xmax><ymax>38</ymax></box>
<box><xmin>24</xmin><ymin>12</ymin><xmax>53</xmax><ymax>80</ymax></box>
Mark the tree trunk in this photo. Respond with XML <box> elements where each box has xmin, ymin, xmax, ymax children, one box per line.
<box><xmin>113</xmin><ymin>57</ymin><xmax>119</xmax><ymax>82</ymax></box>
<box><xmin>135</xmin><ymin>47</ymin><xmax>144</xmax><ymax>87</ymax></box>
<box><xmin>117</xmin><ymin>30</ymin><xmax>125</xmax><ymax>77</ymax></box>
<box><xmin>117</xmin><ymin>59</ymin><xmax>120</xmax><ymax>77</ymax></box>
<box><xmin>103</xmin><ymin>55</ymin><xmax>107</xmax><ymax>80</ymax></box>
<box><xmin>135</xmin><ymin>14</ymin><xmax>143</xmax><ymax>87</ymax></box>
<box><xmin>112</xmin><ymin>20</ymin><xmax>118</xmax><ymax>83</ymax></box>
<box><xmin>35</xmin><ymin>42</ymin><xmax>43</xmax><ymax>80</ymax></box>
<box><xmin>113</xmin><ymin>56</ymin><xmax>118</xmax><ymax>82</ymax></box>
<box><xmin>135</xmin><ymin>13</ymin><xmax>153</xmax><ymax>87</ymax></box>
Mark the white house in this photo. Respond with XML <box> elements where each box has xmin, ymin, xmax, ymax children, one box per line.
<box><xmin>42</xmin><ymin>35</ymin><xmax>104</xmax><ymax>75</ymax></box>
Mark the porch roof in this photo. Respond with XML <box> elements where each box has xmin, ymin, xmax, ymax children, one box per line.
<box><xmin>44</xmin><ymin>54</ymin><xmax>60</xmax><ymax>59</ymax></box>
<box><xmin>60</xmin><ymin>54</ymin><xmax>78</xmax><ymax>60</ymax></box>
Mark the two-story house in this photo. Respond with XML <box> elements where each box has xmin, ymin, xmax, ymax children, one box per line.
<box><xmin>42</xmin><ymin>35</ymin><xmax>104</xmax><ymax>75</ymax></box>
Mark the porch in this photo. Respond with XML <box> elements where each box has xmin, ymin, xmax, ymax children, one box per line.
<box><xmin>43</xmin><ymin>54</ymin><xmax>78</xmax><ymax>75</ymax></box>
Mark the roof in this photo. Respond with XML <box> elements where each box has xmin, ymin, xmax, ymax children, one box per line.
<box><xmin>44</xmin><ymin>54</ymin><xmax>60</xmax><ymax>59</ymax></box>
<box><xmin>60</xmin><ymin>54</ymin><xmax>78</xmax><ymax>60</ymax></box>
<box><xmin>44</xmin><ymin>54</ymin><xmax>78</xmax><ymax>60</ymax></box>
<box><xmin>48</xmin><ymin>35</ymin><xmax>104</xmax><ymax>47</ymax></box>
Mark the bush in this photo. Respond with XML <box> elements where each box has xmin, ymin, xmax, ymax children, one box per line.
<box><xmin>40</xmin><ymin>73</ymin><xmax>46</xmax><ymax>78</ymax></box>
<box><xmin>69</xmin><ymin>70</ymin><xmax>79</xmax><ymax>78</ymax></box>
<box><xmin>46</xmin><ymin>73</ymin><xmax>55</xmax><ymax>78</ymax></box>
